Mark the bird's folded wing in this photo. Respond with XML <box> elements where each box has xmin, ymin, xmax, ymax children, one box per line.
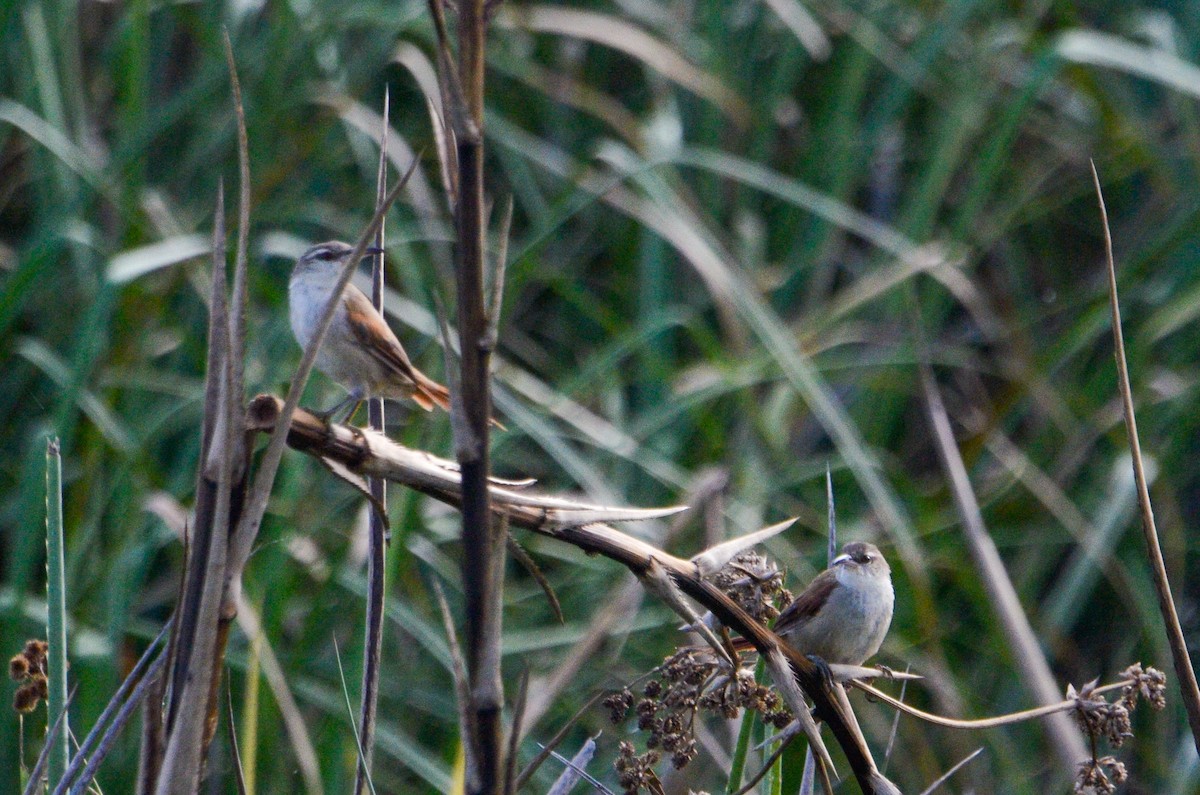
<box><xmin>772</xmin><ymin>568</ymin><xmax>839</xmax><ymax>634</ymax></box>
<box><xmin>344</xmin><ymin>290</ymin><xmax>452</xmax><ymax>412</ymax></box>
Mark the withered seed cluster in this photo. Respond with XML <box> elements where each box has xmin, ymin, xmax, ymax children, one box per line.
<box><xmin>1070</xmin><ymin>663</ymin><xmax>1167</xmax><ymax>794</ymax></box>
<box><xmin>9</xmin><ymin>639</ymin><xmax>50</xmax><ymax>714</ymax></box>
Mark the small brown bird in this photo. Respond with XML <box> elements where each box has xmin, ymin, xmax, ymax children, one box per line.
<box><xmin>289</xmin><ymin>241</ymin><xmax>452</xmax><ymax>421</ymax></box>
<box><xmin>772</xmin><ymin>541</ymin><xmax>893</xmax><ymax>666</ymax></box>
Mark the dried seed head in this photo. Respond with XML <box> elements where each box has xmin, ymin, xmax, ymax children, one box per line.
<box><xmin>13</xmin><ymin>683</ymin><xmax>40</xmax><ymax>713</ymax></box>
<box><xmin>709</xmin><ymin>552</ymin><xmax>787</xmax><ymax>623</ymax></box>
<box><xmin>603</xmin><ymin>689</ymin><xmax>634</xmax><ymax>723</ymax></box>
<box><xmin>1120</xmin><ymin>663</ymin><xmax>1167</xmax><ymax>711</ymax></box>
<box><xmin>1074</xmin><ymin>755</ymin><xmax>1127</xmax><ymax>794</ymax></box>
<box><xmin>23</xmin><ymin>640</ymin><xmax>48</xmax><ymax>672</ymax></box>
<box><xmin>9</xmin><ymin>655</ymin><xmax>29</xmax><ymax>681</ymax></box>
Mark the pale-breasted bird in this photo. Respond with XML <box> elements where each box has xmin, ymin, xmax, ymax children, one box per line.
<box><xmin>289</xmin><ymin>240</ymin><xmax>452</xmax><ymax>421</ymax></box>
<box><xmin>771</xmin><ymin>541</ymin><xmax>894</xmax><ymax>666</ymax></box>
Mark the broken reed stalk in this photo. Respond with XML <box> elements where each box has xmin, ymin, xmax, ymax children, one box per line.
<box><xmin>246</xmin><ymin>396</ymin><xmax>902</xmax><ymax>795</ymax></box>
<box><xmin>153</xmin><ymin>40</ymin><xmax>259</xmax><ymax>789</ymax></box>
<box><xmin>155</xmin><ymin>185</ymin><xmax>241</xmax><ymax>794</ymax></box>
<box><xmin>1092</xmin><ymin>163</ymin><xmax>1200</xmax><ymax>752</ymax></box>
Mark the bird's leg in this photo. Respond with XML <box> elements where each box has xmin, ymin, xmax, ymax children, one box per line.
<box><xmin>313</xmin><ymin>392</ymin><xmax>359</xmax><ymax>424</ymax></box>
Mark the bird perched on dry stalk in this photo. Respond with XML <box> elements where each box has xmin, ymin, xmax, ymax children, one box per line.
<box><xmin>772</xmin><ymin>541</ymin><xmax>894</xmax><ymax>668</ymax></box>
<box><xmin>289</xmin><ymin>240</ymin><xmax>468</xmax><ymax>424</ymax></box>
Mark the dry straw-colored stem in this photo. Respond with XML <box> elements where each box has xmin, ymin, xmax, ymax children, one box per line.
<box><xmin>1092</xmin><ymin>161</ymin><xmax>1200</xmax><ymax>753</ymax></box>
<box><xmin>852</xmin><ymin>678</ymin><xmax>1136</xmax><ymax>730</ymax></box>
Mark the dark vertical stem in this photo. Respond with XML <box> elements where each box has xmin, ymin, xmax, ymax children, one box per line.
<box><xmin>355</xmin><ymin>90</ymin><xmax>391</xmax><ymax>795</ymax></box>
<box><xmin>454</xmin><ymin>0</ymin><xmax>503</xmax><ymax>792</ymax></box>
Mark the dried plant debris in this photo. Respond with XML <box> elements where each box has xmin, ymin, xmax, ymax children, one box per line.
<box><xmin>1118</xmin><ymin>663</ymin><xmax>1167</xmax><ymax>711</ymax></box>
<box><xmin>604</xmin><ymin>648</ymin><xmax>791</xmax><ymax>793</ymax></box>
<box><xmin>1075</xmin><ymin>756</ymin><xmax>1127</xmax><ymax>795</ymax></box>
<box><xmin>9</xmin><ymin>639</ymin><xmax>49</xmax><ymax>714</ymax></box>
<box><xmin>708</xmin><ymin>551</ymin><xmax>792</xmax><ymax>625</ymax></box>
<box><xmin>614</xmin><ymin>740</ymin><xmax>664</xmax><ymax>795</ymax></box>
<box><xmin>602</xmin><ymin>552</ymin><xmax>796</xmax><ymax>793</ymax></box>
<box><xmin>1068</xmin><ymin>664</ymin><xmax>1166</xmax><ymax>794</ymax></box>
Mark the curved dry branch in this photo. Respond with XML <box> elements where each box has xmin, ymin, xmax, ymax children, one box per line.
<box><xmin>851</xmin><ymin>678</ymin><xmax>1134</xmax><ymax>731</ymax></box>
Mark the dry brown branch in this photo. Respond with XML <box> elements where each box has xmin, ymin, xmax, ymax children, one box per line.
<box><xmin>246</xmin><ymin>396</ymin><xmax>902</xmax><ymax>794</ymax></box>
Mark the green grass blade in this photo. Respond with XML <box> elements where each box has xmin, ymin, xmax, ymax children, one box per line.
<box><xmin>44</xmin><ymin>438</ymin><xmax>69</xmax><ymax>788</ymax></box>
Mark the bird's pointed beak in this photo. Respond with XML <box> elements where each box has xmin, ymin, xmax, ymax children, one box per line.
<box><xmin>362</xmin><ymin>246</ymin><xmax>385</xmax><ymax>258</ymax></box>
<box><xmin>831</xmin><ymin>553</ymin><xmax>851</xmax><ymax>567</ymax></box>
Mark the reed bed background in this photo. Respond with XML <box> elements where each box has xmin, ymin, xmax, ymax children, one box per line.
<box><xmin>2</xmin><ymin>0</ymin><xmax>1199</xmax><ymax>792</ymax></box>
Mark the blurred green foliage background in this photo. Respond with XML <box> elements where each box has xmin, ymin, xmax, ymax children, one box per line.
<box><xmin>3</xmin><ymin>0</ymin><xmax>1200</xmax><ymax>791</ymax></box>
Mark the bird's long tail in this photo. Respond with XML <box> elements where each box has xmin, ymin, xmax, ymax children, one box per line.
<box><xmin>411</xmin><ymin>371</ymin><xmax>505</xmax><ymax>429</ymax></box>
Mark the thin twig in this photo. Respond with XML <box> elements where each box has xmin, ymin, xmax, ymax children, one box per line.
<box><xmin>425</xmin><ymin>0</ymin><xmax>478</xmax><ymax>145</ymax></box>
<box><xmin>917</xmin><ymin>747</ymin><xmax>983</xmax><ymax>795</ymax></box>
<box><xmin>134</xmin><ymin>654</ymin><xmax>167</xmax><ymax>793</ymax></box>
<box><xmin>881</xmin><ymin>664</ymin><xmax>910</xmax><ymax>774</ymax></box>
<box><xmin>333</xmin><ymin>637</ymin><xmax>379</xmax><ymax>795</ymax></box>
<box><xmin>355</xmin><ymin>85</ymin><xmax>392</xmax><ymax>795</ymax></box>
<box><xmin>731</xmin><ymin>732</ymin><xmax>794</xmax><ymax>795</ymax></box>
<box><xmin>502</xmin><ymin>668</ymin><xmax>528</xmax><ymax>795</ymax></box>
<box><xmin>69</xmin><ymin>654</ymin><xmax>168</xmax><ymax>795</ymax></box>
<box><xmin>544</xmin><ymin>738</ymin><xmax>609</xmax><ymax>795</ymax></box>
<box><xmin>513</xmin><ymin>691</ymin><xmax>606</xmax><ymax>788</ymax></box>
<box><xmin>852</xmin><ymin>677</ymin><xmax>1134</xmax><ymax>729</ymax></box>
<box><xmin>432</xmin><ymin>576</ymin><xmax>477</xmax><ymax>792</ymax></box>
<box><xmin>1092</xmin><ymin>161</ymin><xmax>1200</xmax><ymax>752</ymax></box>
<box><xmin>505</xmin><ymin>533</ymin><xmax>564</xmax><ymax>623</ymax></box>
<box><xmin>224</xmin><ymin>676</ymin><xmax>248</xmax><ymax>795</ymax></box>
